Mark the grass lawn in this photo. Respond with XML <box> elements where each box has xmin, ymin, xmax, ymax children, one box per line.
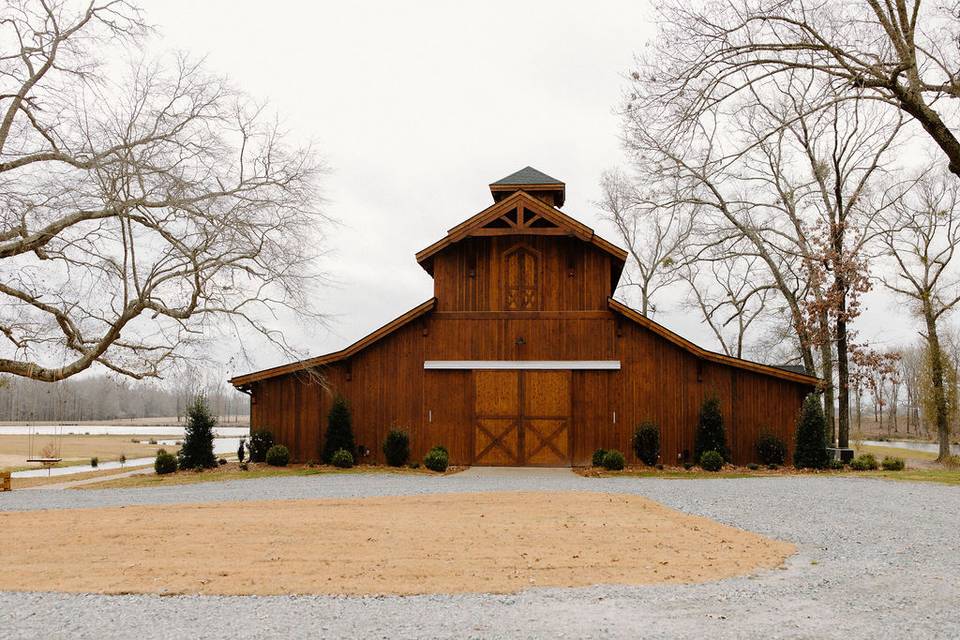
<box><xmin>77</xmin><ymin>462</ymin><xmax>462</xmax><ymax>490</ymax></box>
<box><xmin>0</xmin><ymin>433</ymin><xmax>176</xmax><ymax>472</ymax></box>
<box><xmin>11</xmin><ymin>465</ymin><xmax>153</xmax><ymax>489</ymax></box>
<box><xmin>855</xmin><ymin>443</ymin><xmax>938</xmax><ymax>461</ymax></box>
<box><xmin>582</xmin><ymin>463</ymin><xmax>960</xmax><ymax>486</ymax></box>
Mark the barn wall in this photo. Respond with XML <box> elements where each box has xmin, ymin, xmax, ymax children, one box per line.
<box><xmin>432</xmin><ymin>236</ymin><xmax>611</xmax><ymax>312</ymax></box>
<box><xmin>250</xmin><ymin>308</ymin><xmax>810</xmax><ymax>466</ymax></box>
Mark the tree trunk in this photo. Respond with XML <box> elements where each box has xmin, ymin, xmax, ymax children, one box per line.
<box><xmin>818</xmin><ymin>332</ymin><xmax>835</xmax><ymax>446</ymax></box>
<box><xmin>923</xmin><ymin>306</ymin><xmax>951</xmax><ymax>461</ymax></box>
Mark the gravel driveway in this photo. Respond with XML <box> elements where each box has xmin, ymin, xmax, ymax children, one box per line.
<box><xmin>2</xmin><ymin>468</ymin><xmax>958</xmax><ymax>639</ymax></box>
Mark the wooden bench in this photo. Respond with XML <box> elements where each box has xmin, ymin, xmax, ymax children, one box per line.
<box><xmin>0</xmin><ymin>471</ymin><xmax>10</xmax><ymax>492</ymax></box>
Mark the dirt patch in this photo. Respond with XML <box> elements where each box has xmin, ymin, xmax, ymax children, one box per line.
<box><xmin>0</xmin><ymin>491</ymin><xmax>793</xmax><ymax>596</ymax></box>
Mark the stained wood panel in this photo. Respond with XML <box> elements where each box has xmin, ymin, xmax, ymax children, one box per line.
<box><xmin>247</xmin><ymin>234</ymin><xmax>813</xmax><ymax>467</ymax></box>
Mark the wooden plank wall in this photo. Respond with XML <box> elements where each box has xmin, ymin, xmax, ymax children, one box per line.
<box><xmin>433</xmin><ymin>236</ymin><xmax>611</xmax><ymax>312</ymax></box>
<box><xmin>251</xmin><ymin>311</ymin><xmax>809</xmax><ymax>466</ymax></box>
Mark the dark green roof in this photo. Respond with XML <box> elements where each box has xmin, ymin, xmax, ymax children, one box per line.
<box><xmin>491</xmin><ymin>166</ymin><xmax>563</xmax><ymax>186</ymax></box>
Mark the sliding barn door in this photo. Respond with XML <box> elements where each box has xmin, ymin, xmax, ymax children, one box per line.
<box><xmin>473</xmin><ymin>370</ymin><xmax>571</xmax><ymax>466</ymax></box>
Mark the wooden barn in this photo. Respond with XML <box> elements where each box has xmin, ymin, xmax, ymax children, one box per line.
<box><xmin>231</xmin><ymin>167</ymin><xmax>818</xmax><ymax>467</ymax></box>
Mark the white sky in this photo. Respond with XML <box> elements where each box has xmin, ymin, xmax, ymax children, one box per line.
<box><xmin>140</xmin><ymin>0</ymin><xmax>921</xmax><ymax>377</ymax></box>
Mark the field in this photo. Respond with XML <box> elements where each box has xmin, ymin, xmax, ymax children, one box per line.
<box><xmin>0</xmin><ymin>491</ymin><xmax>791</xmax><ymax>596</ymax></box>
<box><xmin>0</xmin><ymin>434</ymin><xmax>171</xmax><ymax>472</ymax></box>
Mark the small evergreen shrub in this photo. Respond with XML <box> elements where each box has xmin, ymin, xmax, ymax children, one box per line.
<box><xmin>591</xmin><ymin>448</ymin><xmax>607</xmax><ymax>467</ymax></box>
<box><xmin>632</xmin><ymin>422</ymin><xmax>660</xmax><ymax>466</ymax></box>
<box><xmin>683</xmin><ymin>462</ymin><xmax>694</xmax><ymax>470</ymax></box>
<box><xmin>265</xmin><ymin>445</ymin><xmax>290</xmax><ymax>467</ymax></box>
<box><xmin>881</xmin><ymin>456</ymin><xmax>905</xmax><ymax>471</ymax></box>
<box><xmin>829</xmin><ymin>459</ymin><xmax>845</xmax><ymax>470</ymax></box>
<box><xmin>767</xmin><ymin>463</ymin><xmax>779</xmax><ymax>470</ymax></box>
<box><xmin>755</xmin><ymin>433</ymin><xmax>787</xmax><ymax>466</ymax></box>
<box><xmin>655</xmin><ymin>463</ymin><xmax>664</xmax><ymax>470</ymax></box>
<box><xmin>323</xmin><ymin>395</ymin><xmax>356</xmax><ymax>464</ymax></box>
<box><xmin>331</xmin><ymin>448</ymin><xmax>354</xmax><ymax>468</ymax></box>
<box><xmin>239</xmin><ymin>461</ymin><xmax>249</xmax><ymax>471</ymax></box>
<box><xmin>218</xmin><ymin>458</ymin><xmax>227</xmax><ymax>466</ymax></box>
<box><xmin>424</xmin><ymin>446</ymin><xmax>449</xmax><ymax>472</ymax></box>
<box><xmin>849</xmin><ymin>454</ymin><xmax>879</xmax><ymax>471</ymax></box>
<box><xmin>794</xmin><ymin>394</ymin><xmax>830</xmax><ymax>469</ymax></box>
<box><xmin>154</xmin><ymin>449</ymin><xmax>177</xmax><ymax>475</ymax></box>
<box><xmin>178</xmin><ymin>395</ymin><xmax>218</xmax><ymax>470</ymax></box>
<box><xmin>237</xmin><ymin>439</ymin><xmax>246</xmax><ymax>463</ymax></box>
<box><xmin>90</xmin><ymin>456</ymin><xmax>98</xmax><ymax>468</ymax></box>
<box><xmin>746</xmin><ymin>462</ymin><xmax>760</xmax><ymax>471</ymax></box>
<box><xmin>695</xmin><ymin>396</ymin><xmax>728</xmax><ymax>461</ymax></box>
<box><xmin>408</xmin><ymin>462</ymin><xmax>420</xmax><ymax>469</ymax></box>
<box><xmin>383</xmin><ymin>429</ymin><xmax>411</xmax><ymax>467</ymax></box>
<box><xmin>699</xmin><ymin>450</ymin><xmax>724</xmax><ymax>472</ymax></box>
<box><xmin>602</xmin><ymin>449</ymin><xmax>626</xmax><ymax>471</ymax></box>
<box><xmin>248</xmin><ymin>430</ymin><xmax>274</xmax><ymax>463</ymax></box>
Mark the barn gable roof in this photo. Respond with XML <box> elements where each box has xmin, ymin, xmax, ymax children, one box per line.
<box><xmin>609</xmin><ymin>298</ymin><xmax>820</xmax><ymax>386</ymax></box>
<box><xmin>415</xmin><ymin>190</ymin><xmax>626</xmax><ymax>283</ymax></box>
<box><xmin>230</xmin><ymin>298</ymin><xmax>437</xmax><ymax>387</ymax></box>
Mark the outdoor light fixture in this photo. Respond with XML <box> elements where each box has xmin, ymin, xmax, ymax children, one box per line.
<box><xmin>515</xmin><ymin>336</ymin><xmax>526</xmax><ymax>345</ymax></box>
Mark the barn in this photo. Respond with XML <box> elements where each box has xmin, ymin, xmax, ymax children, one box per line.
<box><xmin>230</xmin><ymin>168</ymin><xmax>818</xmax><ymax>467</ymax></box>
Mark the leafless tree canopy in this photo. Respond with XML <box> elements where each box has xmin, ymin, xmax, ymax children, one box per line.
<box><xmin>0</xmin><ymin>1</ymin><xmax>327</xmax><ymax>382</ymax></box>
<box><xmin>632</xmin><ymin>1</ymin><xmax>960</xmax><ymax>175</ymax></box>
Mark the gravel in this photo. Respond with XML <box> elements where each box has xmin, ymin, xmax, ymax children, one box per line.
<box><xmin>2</xmin><ymin>468</ymin><xmax>958</xmax><ymax>639</ymax></box>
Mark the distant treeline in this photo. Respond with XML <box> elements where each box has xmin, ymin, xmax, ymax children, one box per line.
<box><xmin>0</xmin><ymin>374</ymin><xmax>249</xmax><ymax>423</ymax></box>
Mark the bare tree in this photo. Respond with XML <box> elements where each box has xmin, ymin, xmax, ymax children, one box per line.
<box><xmin>880</xmin><ymin>170</ymin><xmax>960</xmax><ymax>460</ymax></box>
<box><xmin>680</xmin><ymin>253</ymin><xmax>774</xmax><ymax>358</ymax></box>
<box><xmin>616</xmin><ymin>67</ymin><xmax>902</xmax><ymax>448</ymax></box>
<box><xmin>0</xmin><ymin>1</ymin><xmax>327</xmax><ymax>382</ymax></box>
<box><xmin>632</xmin><ymin>1</ymin><xmax>960</xmax><ymax>176</ymax></box>
<box><xmin>597</xmin><ymin>169</ymin><xmax>693</xmax><ymax>316</ymax></box>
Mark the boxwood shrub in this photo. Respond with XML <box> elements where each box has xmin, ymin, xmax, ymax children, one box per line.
<box><xmin>699</xmin><ymin>450</ymin><xmax>724</xmax><ymax>472</ymax></box>
<box><xmin>755</xmin><ymin>433</ymin><xmax>787</xmax><ymax>465</ymax></box>
<box><xmin>591</xmin><ymin>448</ymin><xmax>607</xmax><ymax>467</ymax></box>
<box><xmin>331</xmin><ymin>448</ymin><xmax>354</xmax><ymax>468</ymax></box>
<box><xmin>265</xmin><ymin>444</ymin><xmax>290</xmax><ymax>467</ymax></box>
<box><xmin>881</xmin><ymin>456</ymin><xmax>904</xmax><ymax>471</ymax></box>
<box><xmin>424</xmin><ymin>446</ymin><xmax>449</xmax><ymax>472</ymax></box>
<box><xmin>154</xmin><ymin>449</ymin><xmax>177</xmax><ymax>475</ymax></box>
<box><xmin>602</xmin><ymin>449</ymin><xmax>626</xmax><ymax>471</ymax></box>
<box><xmin>849</xmin><ymin>453</ymin><xmax>878</xmax><ymax>471</ymax></box>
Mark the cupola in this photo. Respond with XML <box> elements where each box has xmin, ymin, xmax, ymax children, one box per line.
<box><xmin>489</xmin><ymin>166</ymin><xmax>565</xmax><ymax>207</ymax></box>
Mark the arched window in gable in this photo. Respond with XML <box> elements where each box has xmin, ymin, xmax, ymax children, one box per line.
<box><xmin>503</xmin><ymin>245</ymin><xmax>540</xmax><ymax>310</ymax></box>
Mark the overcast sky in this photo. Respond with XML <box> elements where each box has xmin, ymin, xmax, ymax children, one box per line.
<box><xmin>141</xmin><ymin>0</ymin><xmax>919</xmax><ymax>377</ymax></box>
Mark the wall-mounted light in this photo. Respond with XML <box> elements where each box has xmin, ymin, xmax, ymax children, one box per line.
<box><xmin>515</xmin><ymin>336</ymin><xmax>526</xmax><ymax>346</ymax></box>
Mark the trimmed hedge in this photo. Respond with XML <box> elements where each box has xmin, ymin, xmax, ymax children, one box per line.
<box><xmin>700</xmin><ymin>450</ymin><xmax>724</xmax><ymax>472</ymax></box>
<box><xmin>383</xmin><ymin>429</ymin><xmax>411</xmax><ymax>467</ymax></box>
<box><xmin>602</xmin><ymin>449</ymin><xmax>626</xmax><ymax>471</ymax></box>
<box><xmin>632</xmin><ymin>422</ymin><xmax>660</xmax><ymax>466</ymax></box>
